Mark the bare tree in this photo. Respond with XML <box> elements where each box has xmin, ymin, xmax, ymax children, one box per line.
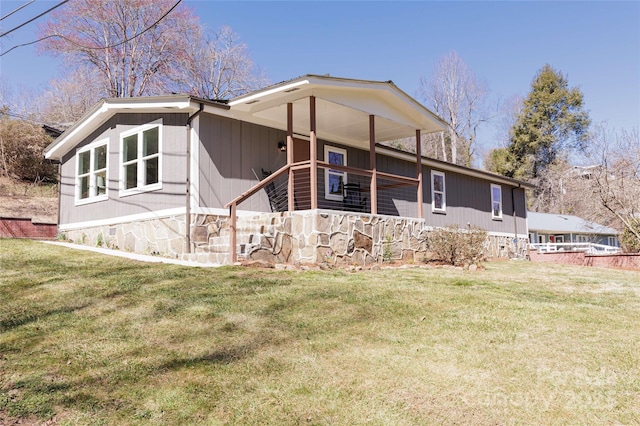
<box><xmin>36</xmin><ymin>66</ymin><xmax>104</xmax><ymax>128</ymax></box>
<box><xmin>170</xmin><ymin>26</ymin><xmax>269</xmax><ymax>99</ymax></box>
<box><xmin>38</xmin><ymin>0</ymin><xmax>200</xmax><ymax>98</ymax></box>
<box><xmin>418</xmin><ymin>51</ymin><xmax>490</xmax><ymax>166</ymax></box>
<box><xmin>582</xmin><ymin>126</ymin><xmax>640</xmax><ymax>250</ymax></box>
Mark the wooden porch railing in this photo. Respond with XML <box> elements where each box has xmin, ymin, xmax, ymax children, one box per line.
<box><xmin>223</xmin><ymin>161</ymin><xmax>421</xmax><ymax>264</ymax></box>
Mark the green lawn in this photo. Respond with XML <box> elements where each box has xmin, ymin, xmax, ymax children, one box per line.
<box><xmin>1</xmin><ymin>239</ymin><xmax>639</xmax><ymax>425</ymax></box>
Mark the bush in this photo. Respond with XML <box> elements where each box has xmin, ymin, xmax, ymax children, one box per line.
<box><xmin>428</xmin><ymin>225</ymin><xmax>487</xmax><ymax>266</ymax></box>
<box><xmin>0</xmin><ymin>117</ymin><xmax>57</xmax><ymax>183</ymax></box>
<box><xmin>620</xmin><ymin>223</ymin><xmax>640</xmax><ymax>253</ymax></box>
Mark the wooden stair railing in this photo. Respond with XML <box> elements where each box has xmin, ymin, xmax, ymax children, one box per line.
<box><xmin>223</xmin><ymin>163</ymin><xmax>297</xmax><ymax>264</ymax></box>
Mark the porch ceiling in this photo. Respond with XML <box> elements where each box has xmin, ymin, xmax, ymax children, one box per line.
<box><xmin>229</xmin><ymin>75</ymin><xmax>446</xmax><ymax>150</ymax></box>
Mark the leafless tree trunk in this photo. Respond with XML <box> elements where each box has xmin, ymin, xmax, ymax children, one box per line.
<box><xmin>169</xmin><ymin>26</ymin><xmax>269</xmax><ymax>99</ymax></box>
<box><xmin>418</xmin><ymin>51</ymin><xmax>489</xmax><ymax>166</ymax></box>
<box><xmin>584</xmin><ymin>126</ymin><xmax>640</xmax><ymax>247</ymax></box>
<box><xmin>38</xmin><ymin>0</ymin><xmax>200</xmax><ymax>98</ymax></box>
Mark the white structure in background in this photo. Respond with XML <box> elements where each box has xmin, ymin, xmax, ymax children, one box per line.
<box><xmin>528</xmin><ymin>211</ymin><xmax>621</xmax><ymax>254</ymax></box>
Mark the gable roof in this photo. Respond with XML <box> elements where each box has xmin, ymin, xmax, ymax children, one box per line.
<box><xmin>42</xmin><ymin>74</ymin><xmax>530</xmax><ymax>189</ymax></box>
<box><xmin>229</xmin><ymin>74</ymin><xmax>447</xmax><ymax>149</ymax></box>
<box><xmin>528</xmin><ymin>212</ymin><xmax>618</xmax><ymax>235</ymax></box>
<box><xmin>44</xmin><ymin>95</ymin><xmax>228</xmax><ymax>161</ymax></box>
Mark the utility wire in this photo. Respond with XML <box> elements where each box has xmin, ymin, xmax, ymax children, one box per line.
<box><xmin>0</xmin><ymin>0</ymin><xmax>70</xmax><ymax>37</ymax></box>
<box><xmin>0</xmin><ymin>0</ymin><xmax>35</xmax><ymax>22</ymax></box>
<box><xmin>0</xmin><ymin>0</ymin><xmax>182</xmax><ymax>57</ymax></box>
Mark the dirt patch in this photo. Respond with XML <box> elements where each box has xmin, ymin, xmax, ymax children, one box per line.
<box><xmin>0</xmin><ymin>177</ymin><xmax>58</xmax><ymax>223</ymax></box>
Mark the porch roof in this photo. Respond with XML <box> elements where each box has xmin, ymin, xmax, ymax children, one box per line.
<box><xmin>228</xmin><ymin>74</ymin><xmax>447</xmax><ymax>150</ymax></box>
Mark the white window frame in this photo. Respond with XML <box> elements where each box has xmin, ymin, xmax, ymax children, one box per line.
<box><xmin>608</xmin><ymin>236</ymin><xmax>618</xmax><ymax>247</ymax></box>
<box><xmin>538</xmin><ymin>235</ymin><xmax>546</xmax><ymax>244</ymax></box>
<box><xmin>75</xmin><ymin>139</ymin><xmax>109</xmax><ymax>206</ymax></box>
<box><xmin>576</xmin><ymin>235</ymin><xmax>589</xmax><ymax>243</ymax></box>
<box><xmin>324</xmin><ymin>145</ymin><xmax>347</xmax><ymax>201</ymax></box>
<box><xmin>119</xmin><ymin>122</ymin><xmax>162</xmax><ymax>197</ymax></box>
<box><xmin>431</xmin><ymin>170</ymin><xmax>446</xmax><ymax>213</ymax></box>
<box><xmin>491</xmin><ymin>183</ymin><xmax>503</xmax><ymax>219</ymax></box>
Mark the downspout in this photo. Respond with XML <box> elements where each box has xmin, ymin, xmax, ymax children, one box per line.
<box><xmin>53</xmin><ymin>159</ymin><xmax>62</xmax><ymax>232</ymax></box>
<box><xmin>185</xmin><ymin>103</ymin><xmax>204</xmax><ymax>254</ymax></box>
<box><xmin>512</xmin><ymin>185</ymin><xmax>520</xmax><ymax>257</ymax></box>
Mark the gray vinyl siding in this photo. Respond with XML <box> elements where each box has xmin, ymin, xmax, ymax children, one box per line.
<box><xmin>59</xmin><ymin>113</ymin><xmax>189</xmax><ymax>225</ymax></box>
<box><xmin>421</xmin><ymin>170</ymin><xmax>527</xmax><ymax>234</ymax></box>
<box><xmin>315</xmin><ymin>142</ymin><xmax>528</xmax><ymax>234</ymax></box>
<box><xmin>198</xmin><ymin>114</ymin><xmax>287</xmax><ymax>211</ymax></box>
<box><xmin>202</xmin><ymin>113</ymin><xmax>525</xmax><ymax>234</ymax></box>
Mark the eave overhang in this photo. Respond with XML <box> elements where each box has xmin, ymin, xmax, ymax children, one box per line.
<box><xmin>44</xmin><ymin>95</ymin><xmax>230</xmax><ymax>161</ymax></box>
<box><xmin>228</xmin><ymin>75</ymin><xmax>448</xmax><ymax>150</ymax></box>
<box><xmin>376</xmin><ymin>145</ymin><xmax>535</xmax><ymax>189</ymax></box>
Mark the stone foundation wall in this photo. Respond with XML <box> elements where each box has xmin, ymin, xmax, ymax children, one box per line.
<box><xmin>61</xmin><ymin>214</ymin><xmax>189</xmax><ymax>258</ymax></box>
<box><xmin>60</xmin><ymin>210</ymin><xmax>527</xmax><ymax>266</ymax></box>
<box><xmin>241</xmin><ymin>211</ymin><xmax>526</xmax><ymax>265</ymax></box>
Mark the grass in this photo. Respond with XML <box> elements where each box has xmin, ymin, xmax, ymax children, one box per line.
<box><xmin>1</xmin><ymin>239</ymin><xmax>639</xmax><ymax>425</ymax></box>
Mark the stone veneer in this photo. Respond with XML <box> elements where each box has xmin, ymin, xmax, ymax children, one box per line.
<box><xmin>237</xmin><ymin>211</ymin><xmax>527</xmax><ymax>265</ymax></box>
<box><xmin>62</xmin><ymin>214</ymin><xmax>191</xmax><ymax>259</ymax></box>
<box><xmin>61</xmin><ymin>210</ymin><xmax>528</xmax><ymax>266</ymax></box>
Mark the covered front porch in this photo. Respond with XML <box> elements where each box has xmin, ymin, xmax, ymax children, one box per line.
<box><xmin>223</xmin><ymin>75</ymin><xmax>446</xmax><ymax>263</ymax></box>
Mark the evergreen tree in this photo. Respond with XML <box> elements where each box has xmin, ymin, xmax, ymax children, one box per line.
<box><xmin>490</xmin><ymin>65</ymin><xmax>590</xmax><ymax>180</ymax></box>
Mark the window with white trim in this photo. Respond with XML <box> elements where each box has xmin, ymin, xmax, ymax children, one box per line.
<box><xmin>120</xmin><ymin>123</ymin><xmax>161</xmax><ymax>196</ymax></box>
<box><xmin>324</xmin><ymin>145</ymin><xmax>347</xmax><ymax>201</ymax></box>
<box><xmin>76</xmin><ymin>139</ymin><xmax>108</xmax><ymax>204</ymax></box>
<box><xmin>608</xmin><ymin>236</ymin><xmax>618</xmax><ymax>247</ymax></box>
<box><xmin>431</xmin><ymin>170</ymin><xmax>446</xmax><ymax>212</ymax></box>
<box><xmin>491</xmin><ymin>184</ymin><xmax>502</xmax><ymax>219</ymax></box>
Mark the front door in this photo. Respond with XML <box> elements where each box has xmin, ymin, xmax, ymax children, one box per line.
<box><xmin>293</xmin><ymin>138</ymin><xmax>311</xmax><ymax>209</ymax></box>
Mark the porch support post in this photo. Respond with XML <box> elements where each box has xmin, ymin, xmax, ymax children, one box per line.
<box><xmin>416</xmin><ymin>129</ymin><xmax>423</xmax><ymax>219</ymax></box>
<box><xmin>369</xmin><ymin>115</ymin><xmax>377</xmax><ymax>215</ymax></box>
<box><xmin>229</xmin><ymin>203</ymin><xmax>237</xmax><ymax>264</ymax></box>
<box><xmin>310</xmin><ymin>96</ymin><xmax>318</xmax><ymax>209</ymax></box>
<box><xmin>287</xmin><ymin>102</ymin><xmax>295</xmax><ymax>211</ymax></box>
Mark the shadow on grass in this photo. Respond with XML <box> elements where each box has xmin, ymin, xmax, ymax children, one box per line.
<box><xmin>0</xmin><ymin>303</ymin><xmax>89</xmax><ymax>333</ymax></box>
<box><xmin>159</xmin><ymin>341</ymin><xmax>262</xmax><ymax>370</ymax></box>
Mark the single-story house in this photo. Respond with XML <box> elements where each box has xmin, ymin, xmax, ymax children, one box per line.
<box><xmin>528</xmin><ymin>211</ymin><xmax>619</xmax><ymax>247</ymax></box>
<box><xmin>44</xmin><ymin>75</ymin><xmax>533</xmax><ymax>265</ymax></box>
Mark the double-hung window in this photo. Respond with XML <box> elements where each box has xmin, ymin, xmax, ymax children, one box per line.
<box><xmin>325</xmin><ymin>145</ymin><xmax>347</xmax><ymax>201</ymax></box>
<box><xmin>491</xmin><ymin>184</ymin><xmax>502</xmax><ymax>219</ymax></box>
<box><xmin>120</xmin><ymin>123</ymin><xmax>161</xmax><ymax>196</ymax></box>
<box><xmin>431</xmin><ymin>170</ymin><xmax>446</xmax><ymax>212</ymax></box>
<box><xmin>76</xmin><ymin>139</ymin><xmax>108</xmax><ymax>205</ymax></box>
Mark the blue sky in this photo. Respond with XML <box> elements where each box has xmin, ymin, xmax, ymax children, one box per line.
<box><xmin>1</xmin><ymin>1</ymin><xmax>639</xmax><ymax>156</ymax></box>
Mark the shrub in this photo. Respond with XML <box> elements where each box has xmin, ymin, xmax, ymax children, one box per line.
<box><xmin>0</xmin><ymin>117</ymin><xmax>57</xmax><ymax>183</ymax></box>
<box><xmin>620</xmin><ymin>224</ymin><xmax>640</xmax><ymax>253</ymax></box>
<box><xmin>428</xmin><ymin>225</ymin><xmax>487</xmax><ymax>266</ymax></box>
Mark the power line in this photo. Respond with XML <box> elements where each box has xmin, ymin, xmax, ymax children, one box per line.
<box><xmin>0</xmin><ymin>0</ymin><xmax>182</xmax><ymax>57</ymax></box>
<box><xmin>0</xmin><ymin>0</ymin><xmax>70</xmax><ymax>38</ymax></box>
<box><xmin>0</xmin><ymin>0</ymin><xmax>35</xmax><ymax>22</ymax></box>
